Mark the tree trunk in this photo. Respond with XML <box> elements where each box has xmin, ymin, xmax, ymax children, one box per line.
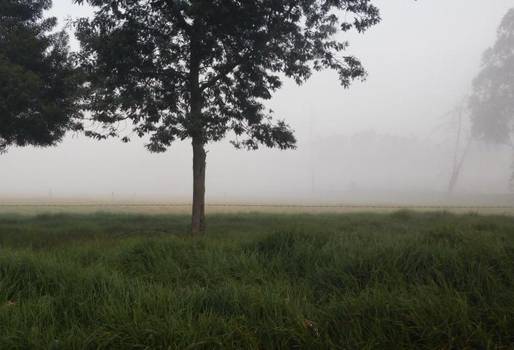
<box><xmin>448</xmin><ymin>102</ymin><xmax>471</xmax><ymax>194</ymax></box>
<box><xmin>191</xmin><ymin>138</ymin><xmax>206</xmax><ymax>235</ymax></box>
<box><xmin>448</xmin><ymin>137</ymin><xmax>472</xmax><ymax>194</ymax></box>
<box><xmin>189</xmin><ymin>22</ymin><xmax>206</xmax><ymax>235</ymax></box>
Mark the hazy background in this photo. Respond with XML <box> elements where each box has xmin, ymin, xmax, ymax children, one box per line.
<box><xmin>1</xmin><ymin>0</ymin><xmax>513</xmax><ymax>204</ymax></box>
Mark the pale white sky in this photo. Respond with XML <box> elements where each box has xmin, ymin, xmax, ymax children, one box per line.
<box><xmin>1</xmin><ymin>1</ymin><xmax>513</xmax><ymax>201</ymax></box>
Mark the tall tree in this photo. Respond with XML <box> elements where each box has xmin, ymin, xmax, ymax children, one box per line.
<box><xmin>470</xmin><ymin>8</ymin><xmax>514</xmax><ymax>190</ymax></box>
<box><xmin>470</xmin><ymin>8</ymin><xmax>514</xmax><ymax>145</ymax></box>
<box><xmin>0</xmin><ymin>0</ymin><xmax>82</xmax><ymax>153</ymax></box>
<box><xmin>75</xmin><ymin>0</ymin><xmax>381</xmax><ymax>235</ymax></box>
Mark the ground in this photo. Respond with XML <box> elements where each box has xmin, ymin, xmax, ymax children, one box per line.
<box><xmin>0</xmin><ymin>210</ymin><xmax>513</xmax><ymax>349</ymax></box>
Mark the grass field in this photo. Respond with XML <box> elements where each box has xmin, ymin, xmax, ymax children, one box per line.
<box><xmin>1</xmin><ymin>211</ymin><xmax>514</xmax><ymax>349</ymax></box>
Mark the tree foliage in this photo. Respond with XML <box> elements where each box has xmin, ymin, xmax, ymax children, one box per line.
<box><xmin>470</xmin><ymin>8</ymin><xmax>514</xmax><ymax>145</ymax></box>
<box><xmin>75</xmin><ymin>0</ymin><xmax>380</xmax><ymax>151</ymax></box>
<box><xmin>0</xmin><ymin>0</ymin><xmax>82</xmax><ymax>153</ymax></box>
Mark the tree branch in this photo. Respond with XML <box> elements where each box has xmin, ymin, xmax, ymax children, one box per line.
<box><xmin>199</xmin><ymin>3</ymin><xmax>296</xmax><ymax>92</ymax></box>
<box><xmin>200</xmin><ymin>58</ymin><xmax>244</xmax><ymax>91</ymax></box>
<box><xmin>165</xmin><ymin>0</ymin><xmax>192</xmax><ymax>35</ymax></box>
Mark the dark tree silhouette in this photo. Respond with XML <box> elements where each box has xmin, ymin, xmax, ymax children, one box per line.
<box><xmin>0</xmin><ymin>0</ymin><xmax>82</xmax><ymax>153</ymax></box>
<box><xmin>470</xmin><ymin>8</ymin><xmax>514</xmax><ymax>145</ymax></box>
<box><xmin>75</xmin><ymin>0</ymin><xmax>381</xmax><ymax>234</ymax></box>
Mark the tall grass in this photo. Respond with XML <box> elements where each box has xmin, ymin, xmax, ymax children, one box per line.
<box><xmin>0</xmin><ymin>211</ymin><xmax>514</xmax><ymax>349</ymax></box>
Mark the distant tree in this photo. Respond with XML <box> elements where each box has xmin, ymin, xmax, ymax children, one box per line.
<box><xmin>0</xmin><ymin>0</ymin><xmax>82</xmax><ymax>153</ymax></box>
<box><xmin>470</xmin><ymin>8</ymin><xmax>514</xmax><ymax>189</ymax></box>
<box><xmin>75</xmin><ymin>0</ymin><xmax>381</xmax><ymax>235</ymax></box>
<box><xmin>470</xmin><ymin>8</ymin><xmax>514</xmax><ymax>145</ymax></box>
<box><xmin>446</xmin><ymin>98</ymin><xmax>473</xmax><ymax>194</ymax></box>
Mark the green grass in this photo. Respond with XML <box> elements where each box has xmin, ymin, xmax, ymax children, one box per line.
<box><xmin>1</xmin><ymin>211</ymin><xmax>514</xmax><ymax>349</ymax></box>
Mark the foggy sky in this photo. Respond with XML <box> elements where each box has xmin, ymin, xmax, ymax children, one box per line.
<box><xmin>1</xmin><ymin>0</ymin><xmax>513</xmax><ymax>202</ymax></box>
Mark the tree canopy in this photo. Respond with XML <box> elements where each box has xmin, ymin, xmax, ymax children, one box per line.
<box><xmin>0</xmin><ymin>0</ymin><xmax>82</xmax><ymax>153</ymax></box>
<box><xmin>470</xmin><ymin>8</ymin><xmax>514</xmax><ymax>145</ymax></box>
<box><xmin>76</xmin><ymin>0</ymin><xmax>380</xmax><ymax>151</ymax></box>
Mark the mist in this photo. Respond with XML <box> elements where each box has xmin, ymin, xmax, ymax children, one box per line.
<box><xmin>1</xmin><ymin>0</ymin><xmax>513</xmax><ymax>204</ymax></box>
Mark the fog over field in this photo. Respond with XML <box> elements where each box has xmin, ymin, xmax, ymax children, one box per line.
<box><xmin>1</xmin><ymin>0</ymin><xmax>513</xmax><ymax>204</ymax></box>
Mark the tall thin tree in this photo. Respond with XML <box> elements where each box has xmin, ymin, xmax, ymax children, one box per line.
<box><xmin>447</xmin><ymin>99</ymin><xmax>473</xmax><ymax>194</ymax></box>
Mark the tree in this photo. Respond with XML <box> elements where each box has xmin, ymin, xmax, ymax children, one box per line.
<box><xmin>75</xmin><ymin>0</ymin><xmax>381</xmax><ymax>235</ymax></box>
<box><xmin>0</xmin><ymin>0</ymin><xmax>82</xmax><ymax>153</ymax></box>
<box><xmin>446</xmin><ymin>98</ymin><xmax>473</xmax><ymax>194</ymax></box>
<box><xmin>470</xmin><ymin>8</ymin><xmax>514</xmax><ymax>145</ymax></box>
<box><xmin>470</xmin><ymin>8</ymin><xmax>514</xmax><ymax>190</ymax></box>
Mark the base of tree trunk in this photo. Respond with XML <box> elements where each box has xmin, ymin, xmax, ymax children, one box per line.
<box><xmin>191</xmin><ymin>140</ymin><xmax>206</xmax><ymax>235</ymax></box>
